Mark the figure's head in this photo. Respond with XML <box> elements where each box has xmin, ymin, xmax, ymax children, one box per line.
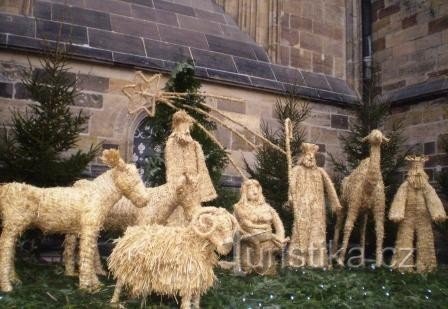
<box><xmin>362</xmin><ymin>129</ymin><xmax>390</xmax><ymax>146</ymax></box>
<box><xmin>191</xmin><ymin>207</ymin><xmax>239</xmax><ymax>255</ymax></box>
<box><xmin>171</xmin><ymin>110</ymin><xmax>194</xmax><ymax>144</ymax></box>
<box><xmin>101</xmin><ymin>149</ymin><xmax>148</xmax><ymax>207</ymax></box>
<box><xmin>238</xmin><ymin>179</ymin><xmax>265</xmax><ymax>206</ymax></box>
<box><xmin>300</xmin><ymin>143</ymin><xmax>319</xmax><ymax>168</ymax></box>
<box><xmin>405</xmin><ymin>155</ymin><xmax>429</xmax><ymax>189</ymax></box>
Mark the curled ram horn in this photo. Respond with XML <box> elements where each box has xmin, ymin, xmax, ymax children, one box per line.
<box><xmin>192</xmin><ymin>208</ymin><xmax>219</xmax><ymax>238</ymax></box>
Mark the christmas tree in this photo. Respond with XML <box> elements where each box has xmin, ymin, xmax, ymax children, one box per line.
<box><xmin>139</xmin><ymin>62</ymin><xmax>232</xmax><ymax>206</ymax></box>
<box><xmin>244</xmin><ymin>88</ymin><xmax>311</xmax><ymax>232</ymax></box>
<box><xmin>0</xmin><ymin>45</ymin><xmax>99</xmax><ymax>187</ymax></box>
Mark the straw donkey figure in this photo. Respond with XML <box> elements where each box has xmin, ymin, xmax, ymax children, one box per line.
<box><xmin>0</xmin><ymin>149</ymin><xmax>150</xmax><ymax>292</ymax></box>
<box><xmin>108</xmin><ymin>207</ymin><xmax>239</xmax><ymax>309</ymax></box>
<box><xmin>62</xmin><ymin>173</ymin><xmax>199</xmax><ymax>276</ymax></box>
<box><xmin>334</xmin><ymin>129</ymin><xmax>389</xmax><ymax>267</ymax></box>
<box><xmin>389</xmin><ymin>155</ymin><xmax>446</xmax><ymax>272</ymax></box>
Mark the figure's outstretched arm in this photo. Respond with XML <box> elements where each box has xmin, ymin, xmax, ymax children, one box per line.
<box><xmin>424</xmin><ymin>182</ymin><xmax>446</xmax><ymax>223</ymax></box>
<box><xmin>388</xmin><ymin>182</ymin><xmax>408</xmax><ymax>222</ymax></box>
<box><xmin>320</xmin><ymin>168</ymin><xmax>342</xmax><ymax>213</ymax></box>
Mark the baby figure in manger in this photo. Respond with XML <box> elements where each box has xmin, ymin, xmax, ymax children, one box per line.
<box><xmin>233</xmin><ymin>179</ymin><xmax>288</xmax><ymax>275</ymax></box>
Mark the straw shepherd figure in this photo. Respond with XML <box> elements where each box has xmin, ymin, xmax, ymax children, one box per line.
<box><xmin>165</xmin><ymin>110</ymin><xmax>217</xmax><ymax>225</ymax></box>
<box><xmin>287</xmin><ymin>143</ymin><xmax>341</xmax><ymax>268</ymax></box>
<box><xmin>389</xmin><ymin>155</ymin><xmax>446</xmax><ymax>272</ymax></box>
<box><xmin>335</xmin><ymin>129</ymin><xmax>389</xmax><ymax>267</ymax></box>
<box><xmin>0</xmin><ymin>149</ymin><xmax>150</xmax><ymax>292</ymax></box>
<box><xmin>62</xmin><ymin>174</ymin><xmax>196</xmax><ymax>277</ymax></box>
<box><xmin>234</xmin><ymin>179</ymin><xmax>287</xmax><ymax>275</ymax></box>
<box><xmin>108</xmin><ymin>207</ymin><xmax>239</xmax><ymax>309</ymax></box>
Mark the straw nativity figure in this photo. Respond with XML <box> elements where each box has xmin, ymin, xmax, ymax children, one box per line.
<box><xmin>0</xmin><ymin>149</ymin><xmax>149</xmax><ymax>292</ymax></box>
<box><xmin>389</xmin><ymin>155</ymin><xmax>446</xmax><ymax>273</ymax></box>
<box><xmin>287</xmin><ymin>143</ymin><xmax>341</xmax><ymax>268</ymax></box>
<box><xmin>233</xmin><ymin>179</ymin><xmax>287</xmax><ymax>275</ymax></box>
<box><xmin>334</xmin><ymin>129</ymin><xmax>389</xmax><ymax>267</ymax></box>
<box><xmin>165</xmin><ymin>110</ymin><xmax>217</xmax><ymax>225</ymax></box>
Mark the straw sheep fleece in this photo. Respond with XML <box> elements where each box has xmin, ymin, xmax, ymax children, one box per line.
<box><xmin>0</xmin><ymin>149</ymin><xmax>149</xmax><ymax>292</ymax></box>
<box><xmin>108</xmin><ymin>207</ymin><xmax>239</xmax><ymax>308</ymax></box>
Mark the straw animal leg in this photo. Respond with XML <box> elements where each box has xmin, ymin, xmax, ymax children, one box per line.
<box><xmin>94</xmin><ymin>245</ymin><xmax>107</xmax><ymax>276</ymax></box>
<box><xmin>332</xmin><ymin>211</ymin><xmax>344</xmax><ymax>255</ymax></box>
<box><xmin>359</xmin><ymin>213</ymin><xmax>368</xmax><ymax>266</ymax></box>
<box><xmin>416</xmin><ymin>216</ymin><xmax>437</xmax><ymax>272</ymax></box>
<box><xmin>63</xmin><ymin>234</ymin><xmax>77</xmax><ymax>276</ymax></box>
<box><xmin>0</xmin><ymin>225</ymin><xmax>24</xmax><ymax>292</ymax></box>
<box><xmin>373</xmin><ymin>193</ymin><xmax>385</xmax><ymax>267</ymax></box>
<box><xmin>337</xmin><ymin>202</ymin><xmax>360</xmax><ymax>266</ymax></box>
<box><xmin>181</xmin><ymin>294</ymin><xmax>193</xmax><ymax>309</ymax></box>
<box><xmin>78</xmin><ymin>227</ymin><xmax>101</xmax><ymax>292</ymax></box>
<box><xmin>192</xmin><ymin>294</ymin><xmax>200</xmax><ymax>309</ymax></box>
<box><xmin>111</xmin><ymin>279</ymin><xmax>123</xmax><ymax>304</ymax></box>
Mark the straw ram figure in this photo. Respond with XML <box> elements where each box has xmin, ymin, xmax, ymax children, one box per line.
<box><xmin>334</xmin><ymin>129</ymin><xmax>389</xmax><ymax>267</ymax></box>
<box><xmin>389</xmin><ymin>155</ymin><xmax>446</xmax><ymax>272</ymax></box>
<box><xmin>287</xmin><ymin>143</ymin><xmax>341</xmax><ymax>268</ymax></box>
<box><xmin>108</xmin><ymin>207</ymin><xmax>239</xmax><ymax>309</ymax></box>
<box><xmin>62</xmin><ymin>174</ymin><xmax>198</xmax><ymax>276</ymax></box>
<box><xmin>0</xmin><ymin>149</ymin><xmax>149</xmax><ymax>292</ymax></box>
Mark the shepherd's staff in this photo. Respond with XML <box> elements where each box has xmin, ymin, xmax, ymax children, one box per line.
<box><xmin>284</xmin><ymin>118</ymin><xmax>293</xmax><ymax>207</ymax></box>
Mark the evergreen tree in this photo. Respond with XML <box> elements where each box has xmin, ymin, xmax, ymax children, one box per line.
<box><xmin>0</xmin><ymin>45</ymin><xmax>99</xmax><ymax>187</ymax></box>
<box><xmin>244</xmin><ymin>89</ymin><xmax>311</xmax><ymax>233</ymax></box>
<box><xmin>139</xmin><ymin>62</ymin><xmax>233</xmax><ymax>206</ymax></box>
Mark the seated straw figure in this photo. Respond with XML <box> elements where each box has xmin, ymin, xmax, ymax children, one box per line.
<box><xmin>233</xmin><ymin>179</ymin><xmax>288</xmax><ymax>275</ymax></box>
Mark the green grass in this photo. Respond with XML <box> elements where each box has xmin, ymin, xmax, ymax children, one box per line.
<box><xmin>2</xmin><ymin>261</ymin><xmax>448</xmax><ymax>308</ymax></box>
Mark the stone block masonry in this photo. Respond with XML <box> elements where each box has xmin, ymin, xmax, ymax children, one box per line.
<box><xmin>372</xmin><ymin>0</ymin><xmax>448</xmax><ymax>97</ymax></box>
<box><xmin>0</xmin><ymin>51</ymin><xmax>351</xmax><ymax>179</ymax></box>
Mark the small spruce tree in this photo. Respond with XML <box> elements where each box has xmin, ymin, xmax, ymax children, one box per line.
<box><xmin>139</xmin><ymin>62</ymin><xmax>233</xmax><ymax>207</ymax></box>
<box><xmin>244</xmin><ymin>88</ymin><xmax>311</xmax><ymax>233</ymax></box>
<box><xmin>0</xmin><ymin>45</ymin><xmax>99</xmax><ymax>187</ymax></box>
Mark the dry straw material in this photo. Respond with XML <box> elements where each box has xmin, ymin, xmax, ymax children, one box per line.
<box><xmin>389</xmin><ymin>155</ymin><xmax>446</xmax><ymax>273</ymax></box>
<box><xmin>233</xmin><ymin>179</ymin><xmax>287</xmax><ymax>275</ymax></box>
<box><xmin>62</xmin><ymin>174</ymin><xmax>196</xmax><ymax>276</ymax></box>
<box><xmin>333</xmin><ymin>130</ymin><xmax>389</xmax><ymax>267</ymax></box>
<box><xmin>287</xmin><ymin>143</ymin><xmax>341</xmax><ymax>268</ymax></box>
<box><xmin>164</xmin><ymin>110</ymin><xmax>216</xmax><ymax>225</ymax></box>
<box><xmin>0</xmin><ymin>149</ymin><xmax>150</xmax><ymax>293</ymax></box>
<box><xmin>108</xmin><ymin>207</ymin><xmax>239</xmax><ymax>308</ymax></box>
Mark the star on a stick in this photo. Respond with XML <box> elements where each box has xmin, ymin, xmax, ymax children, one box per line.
<box><xmin>122</xmin><ymin>72</ymin><xmax>164</xmax><ymax>116</ymax></box>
